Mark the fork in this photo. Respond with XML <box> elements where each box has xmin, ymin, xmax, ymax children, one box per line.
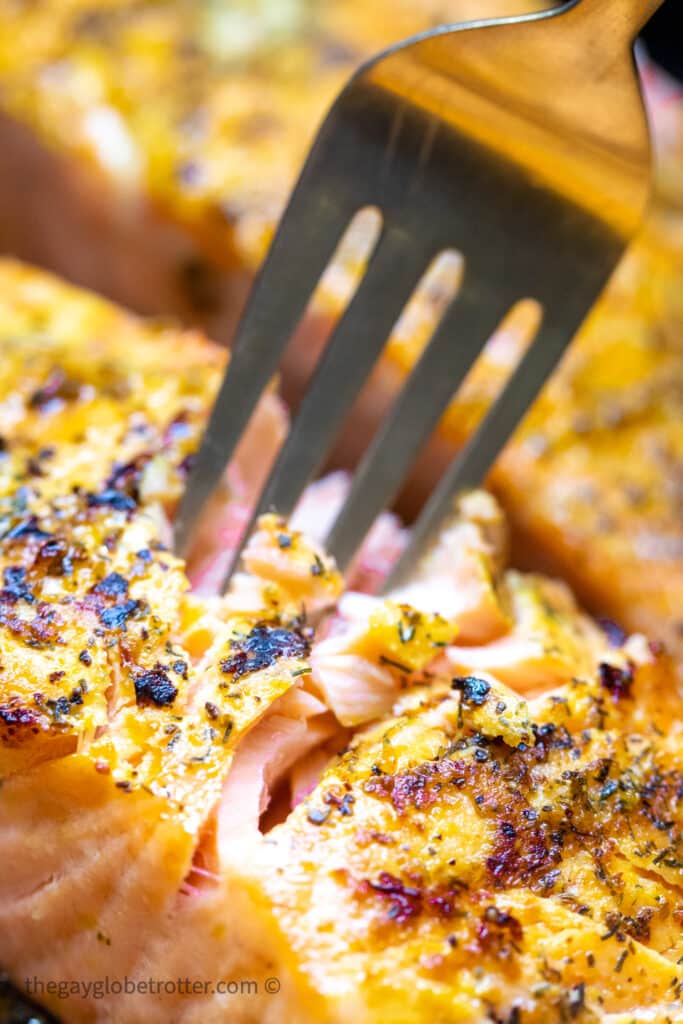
<box><xmin>175</xmin><ymin>0</ymin><xmax>662</xmax><ymax>592</ymax></box>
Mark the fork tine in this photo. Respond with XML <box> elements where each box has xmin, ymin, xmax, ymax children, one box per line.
<box><xmin>219</xmin><ymin>224</ymin><xmax>439</xmax><ymax>590</ymax></box>
<box><xmin>382</xmin><ymin>297</ymin><xmax>605</xmax><ymax>593</ymax></box>
<box><xmin>325</xmin><ymin>279</ymin><xmax>519</xmax><ymax>571</ymax></box>
<box><xmin>173</xmin><ymin>172</ymin><xmax>358</xmax><ymax>557</ymax></box>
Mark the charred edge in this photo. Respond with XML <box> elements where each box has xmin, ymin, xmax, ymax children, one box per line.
<box><xmin>220</xmin><ymin>624</ymin><xmax>310</xmax><ymax>679</ymax></box>
<box><xmin>134</xmin><ymin>668</ymin><xmax>178</xmax><ymax>708</ymax></box>
<box><xmin>598</xmin><ymin>662</ymin><xmax>634</xmax><ymax>701</ymax></box>
<box><xmin>86</xmin><ymin>489</ymin><xmax>137</xmax><ymax>513</ymax></box>
<box><xmin>452</xmin><ymin>676</ymin><xmax>491</xmax><ymax>707</ymax></box>
<box><xmin>0</xmin><ymin>700</ymin><xmax>44</xmax><ymax>743</ymax></box>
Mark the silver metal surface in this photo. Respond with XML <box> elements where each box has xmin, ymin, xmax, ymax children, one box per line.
<box><xmin>175</xmin><ymin>0</ymin><xmax>661</xmax><ymax>590</ymax></box>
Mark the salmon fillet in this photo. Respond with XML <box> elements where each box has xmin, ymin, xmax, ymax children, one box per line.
<box><xmin>0</xmin><ymin>257</ymin><xmax>288</xmax><ymax>522</ymax></box>
<box><xmin>2</xmin><ymin>473</ymin><xmax>682</xmax><ymax>1021</ymax></box>
<box><xmin>0</xmin><ymin>0</ymin><xmax>681</xmax><ymax>677</ymax></box>
<box><xmin>0</xmin><ymin>261</ymin><xmax>338</xmax><ymax>1019</ymax></box>
<box><xmin>1</xmin><ymin>260</ymin><xmax>683</xmax><ymax>1023</ymax></box>
<box><xmin>0</xmin><ymin>0</ymin><xmax>541</xmax><ymax>327</ymax></box>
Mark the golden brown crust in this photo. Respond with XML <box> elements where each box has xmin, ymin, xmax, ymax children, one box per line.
<box><xmin>0</xmin><ymin>0</ymin><xmax>542</xmax><ymax>269</ymax></box>
<box><xmin>0</xmin><ymin>261</ymin><xmax>317</xmax><ymax>816</ymax></box>
<box><xmin>0</xmin><ymin>258</ymin><xmax>225</xmax><ymax>511</ymax></box>
<box><xmin>486</xmin><ymin>223</ymin><xmax>682</xmax><ymax>665</ymax></box>
<box><xmin>0</xmin><ymin>10</ymin><xmax>682</xmax><ymax>1016</ymax></box>
<box><xmin>256</xmin><ymin>652</ymin><xmax>683</xmax><ymax>1022</ymax></box>
<box><xmin>0</xmin><ymin>0</ymin><xmax>680</xmax><ymax>673</ymax></box>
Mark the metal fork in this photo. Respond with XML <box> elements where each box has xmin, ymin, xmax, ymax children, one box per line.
<box><xmin>175</xmin><ymin>0</ymin><xmax>661</xmax><ymax>591</ymax></box>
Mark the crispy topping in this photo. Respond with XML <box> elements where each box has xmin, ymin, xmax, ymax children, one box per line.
<box><xmin>452</xmin><ymin>676</ymin><xmax>491</xmax><ymax>707</ymax></box>
<box><xmin>363</xmin><ymin>872</ymin><xmax>462</xmax><ymax>925</ymax></box>
<box><xmin>477</xmin><ymin>906</ymin><xmax>524</xmax><ymax>955</ymax></box>
<box><xmin>219</xmin><ymin>624</ymin><xmax>310</xmax><ymax>679</ymax></box>
<box><xmin>86</xmin><ymin>489</ymin><xmax>137</xmax><ymax>513</ymax></box>
<box><xmin>0</xmin><ymin>566</ymin><xmax>34</xmax><ymax>604</ymax></box>
<box><xmin>0</xmin><ymin>600</ymin><xmax>62</xmax><ymax>647</ymax></box>
<box><xmin>98</xmin><ymin>600</ymin><xmax>141</xmax><ymax>631</ymax></box>
<box><xmin>105</xmin><ymin>457</ymin><xmax>148</xmax><ymax>501</ymax></box>
<box><xmin>3</xmin><ymin>516</ymin><xmax>52</xmax><ymax>542</ymax></box>
<box><xmin>134</xmin><ymin>668</ymin><xmax>178</xmax><ymax>708</ymax></box>
<box><xmin>92</xmin><ymin>572</ymin><xmax>129</xmax><ymax>598</ymax></box>
<box><xmin>364</xmin><ymin>759</ymin><xmax>463</xmax><ymax>816</ymax></box>
<box><xmin>598</xmin><ymin>661</ymin><xmax>634</xmax><ymax>701</ymax></box>
<box><xmin>0</xmin><ymin>701</ymin><xmax>40</xmax><ymax>731</ymax></box>
<box><xmin>307</xmin><ymin>806</ymin><xmax>330</xmax><ymax>826</ymax></box>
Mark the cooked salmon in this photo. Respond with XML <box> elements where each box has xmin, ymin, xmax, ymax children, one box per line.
<box><xmin>0</xmin><ymin>0</ymin><xmax>681</xmax><ymax>680</ymax></box>
<box><xmin>0</xmin><ymin>0</ymin><xmax>540</xmax><ymax>349</ymax></box>
<box><xmin>0</xmin><ymin>259</ymin><xmax>682</xmax><ymax>1022</ymax></box>
<box><xmin>2</xmin><ymin>481</ymin><xmax>682</xmax><ymax>1022</ymax></box>
<box><xmin>253</xmin><ymin>645</ymin><xmax>683</xmax><ymax>1023</ymax></box>
<box><xmin>0</xmin><ymin>258</ymin><xmax>288</xmax><ymax>540</ymax></box>
<box><xmin>0</xmin><ymin>491</ymin><xmax>342</xmax><ymax>1024</ymax></box>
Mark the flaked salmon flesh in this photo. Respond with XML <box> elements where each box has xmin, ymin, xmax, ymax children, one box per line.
<box><xmin>2</xmin><ymin>260</ymin><xmax>683</xmax><ymax>1023</ymax></box>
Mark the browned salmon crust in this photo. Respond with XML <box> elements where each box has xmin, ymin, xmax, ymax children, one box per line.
<box><xmin>0</xmin><ymin>0</ymin><xmax>540</xmax><ymax>328</ymax></box>
<box><xmin>0</xmin><ymin>0</ymin><xmax>681</xmax><ymax>676</ymax></box>
<box><xmin>0</xmin><ymin>259</ymin><xmax>683</xmax><ymax>1023</ymax></box>
<box><xmin>1</xmin><ymin>484</ymin><xmax>683</xmax><ymax>1023</ymax></box>
<box><xmin>0</xmin><ymin>258</ymin><xmax>224</xmax><ymax>512</ymax></box>
<box><xmin>254</xmin><ymin>653</ymin><xmax>683</xmax><ymax>1023</ymax></box>
<box><xmin>0</xmin><ymin>258</ymin><xmax>336</xmax><ymax>1022</ymax></box>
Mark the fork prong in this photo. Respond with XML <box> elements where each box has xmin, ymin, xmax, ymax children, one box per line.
<box><xmin>218</xmin><ymin>224</ymin><xmax>439</xmax><ymax>591</ymax></box>
<box><xmin>325</xmin><ymin>280</ymin><xmax>519</xmax><ymax>571</ymax></box>
<box><xmin>173</xmin><ymin>173</ymin><xmax>358</xmax><ymax>557</ymax></box>
<box><xmin>382</xmin><ymin>296</ymin><xmax>605</xmax><ymax>593</ymax></box>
